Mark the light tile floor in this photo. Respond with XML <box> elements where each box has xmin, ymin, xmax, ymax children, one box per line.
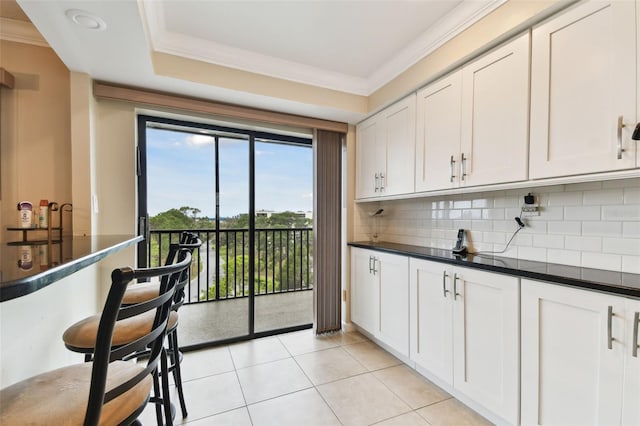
<box><xmin>138</xmin><ymin>329</ymin><xmax>492</xmax><ymax>426</ymax></box>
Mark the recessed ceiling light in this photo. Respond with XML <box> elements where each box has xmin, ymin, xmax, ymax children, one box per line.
<box><xmin>65</xmin><ymin>9</ymin><xmax>107</xmax><ymax>31</ymax></box>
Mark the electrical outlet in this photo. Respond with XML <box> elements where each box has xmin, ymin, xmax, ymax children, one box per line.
<box><xmin>521</xmin><ymin>193</ymin><xmax>539</xmax><ymax>217</ymax></box>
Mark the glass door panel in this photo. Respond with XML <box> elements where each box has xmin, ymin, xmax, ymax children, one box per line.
<box><xmin>253</xmin><ymin>139</ymin><xmax>313</xmax><ymax>333</ymax></box>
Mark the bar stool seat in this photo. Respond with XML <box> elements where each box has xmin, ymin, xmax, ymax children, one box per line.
<box><xmin>123</xmin><ymin>281</ymin><xmax>161</xmax><ymax>304</ymax></box>
<box><xmin>0</xmin><ymin>361</ymin><xmax>151</xmax><ymax>425</ymax></box>
<box><xmin>63</xmin><ymin>310</ymin><xmax>178</xmax><ymax>351</ymax></box>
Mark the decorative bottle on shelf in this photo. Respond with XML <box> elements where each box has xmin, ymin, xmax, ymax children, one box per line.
<box><xmin>39</xmin><ymin>199</ymin><xmax>49</xmax><ymax>228</ymax></box>
<box><xmin>17</xmin><ymin>201</ymin><xmax>33</xmax><ymax>228</ymax></box>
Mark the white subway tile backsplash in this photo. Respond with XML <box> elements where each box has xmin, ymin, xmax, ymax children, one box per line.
<box><xmin>472</xmin><ymin>198</ymin><xmax>492</xmax><ymax>209</ymax></box>
<box><xmin>482</xmin><ymin>208</ymin><xmax>505</xmax><ymax>220</ymax></box>
<box><xmin>463</xmin><ymin>209</ymin><xmax>482</xmax><ymax>220</ymax></box>
<box><xmin>471</xmin><ymin>220</ymin><xmax>493</xmax><ymax>231</ymax></box>
<box><xmin>602</xmin><ymin>238</ymin><xmax>640</xmax><ymax>256</ymax></box>
<box><xmin>533</xmin><ymin>234</ymin><xmax>565</xmax><ymax>249</ymax></box>
<box><xmin>549</xmin><ymin>191</ymin><xmax>582</xmax><ymax>206</ymax></box>
<box><xmin>548</xmin><ymin>221</ymin><xmax>581</xmax><ymax>235</ymax></box>
<box><xmin>623</xmin><ymin>222</ymin><xmax>640</xmax><ymax>238</ymax></box>
<box><xmin>518</xmin><ymin>246</ymin><xmax>547</xmax><ymax>262</ymax></box>
<box><xmin>624</xmin><ymin>187</ymin><xmax>640</xmax><ymax>205</ymax></box>
<box><xmin>547</xmin><ymin>249</ymin><xmax>582</xmax><ymax>267</ymax></box>
<box><xmin>483</xmin><ymin>232</ymin><xmax>506</xmax><ymax>244</ymax></box>
<box><xmin>581</xmin><ymin>252</ymin><xmax>621</xmax><ymax>271</ymax></box>
<box><xmin>494</xmin><ymin>196</ymin><xmax>519</xmax><ymax>208</ymax></box>
<box><xmin>453</xmin><ymin>199</ymin><xmax>472</xmax><ymax>209</ymax></box>
<box><xmin>564</xmin><ymin>205</ymin><xmax>601</xmax><ymax>221</ymax></box>
<box><xmin>357</xmin><ymin>180</ymin><xmax>640</xmax><ymax>273</ymax></box>
<box><xmin>622</xmin><ymin>256</ymin><xmax>640</xmax><ymax>274</ymax></box>
<box><xmin>582</xmin><ymin>221</ymin><xmax>622</xmax><ymax>237</ymax></box>
<box><xmin>602</xmin><ymin>205</ymin><xmax>640</xmax><ymax>221</ymax></box>
<box><xmin>582</xmin><ymin>189</ymin><xmax>624</xmax><ymax>205</ymax></box>
<box><xmin>565</xmin><ymin>236</ymin><xmax>602</xmax><ymax>252</ymax></box>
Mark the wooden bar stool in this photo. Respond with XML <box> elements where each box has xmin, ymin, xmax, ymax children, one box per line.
<box><xmin>0</xmin><ymin>249</ymin><xmax>192</xmax><ymax>426</ymax></box>
<box><xmin>63</xmin><ymin>233</ymin><xmax>201</xmax><ymax>423</ymax></box>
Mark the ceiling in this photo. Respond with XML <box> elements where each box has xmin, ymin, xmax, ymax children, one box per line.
<box><xmin>8</xmin><ymin>0</ymin><xmax>505</xmax><ymax>123</ymax></box>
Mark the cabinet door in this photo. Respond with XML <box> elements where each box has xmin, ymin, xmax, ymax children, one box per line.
<box><xmin>380</xmin><ymin>94</ymin><xmax>416</xmax><ymax>196</ymax></box>
<box><xmin>409</xmin><ymin>259</ymin><xmax>453</xmax><ymax>384</ymax></box>
<box><xmin>452</xmin><ymin>267</ymin><xmax>519</xmax><ymax>425</ymax></box>
<box><xmin>350</xmin><ymin>248</ymin><xmax>378</xmax><ymax>334</ymax></box>
<box><xmin>521</xmin><ymin>279</ymin><xmax>626</xmax><ymax>425</ymax></box>
<box><xmin>355</xmin><ymin>116</ymin><xmax>381</xmax><ymax>199</ymax></box>
<box><xmin>377</xmin><ymin>252</ymin><xmax>409</xmax><ymax>356</ymax></box>
<box><xmin>530</xmin><ymin>0</ymin><xmax>637</xmax><ymax>178</ymax></box>
<box><xmin>460</xmin><ymin>32</ymin><xmax>530</xmax><ymax>187</ymax></box>
<box><xmin>623</xmin><ymin>298</ymin><xmax>640</xmax><ymax>426</ymax></box>
<box><xmin>415</xmin><ymin>71</ymin><xmax>462</xmax><ymax>192</ymax></box>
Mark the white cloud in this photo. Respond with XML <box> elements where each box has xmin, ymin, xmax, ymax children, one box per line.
<box><xmin>186</xmin><ymin>134</ymin><xmax>215</xmax><ymax>146</ymax></box>
<box><xmin>302</xmin><ymin>192</ymin><xmax>313</xmax><ymax>200</ymax></box>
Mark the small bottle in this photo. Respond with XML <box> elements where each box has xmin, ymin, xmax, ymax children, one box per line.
<box><xmin>39</xmin><ymin>199</ymin><xmax>48</xmax><ymax>228</ymax></box>
<box><xmin>17</xmin><ymin>201</ymin><xmax>33</xmax><ymax>228</ymax></box>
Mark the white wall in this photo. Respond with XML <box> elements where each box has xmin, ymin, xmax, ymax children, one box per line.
<box><xmin>355</xmin><ymin>178</ymin><xmax>640</xmax><ymax>273</ymax></box>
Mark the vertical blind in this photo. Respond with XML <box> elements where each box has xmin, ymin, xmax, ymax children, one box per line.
<box><xmin>313</xmin><ymin>129</ymin><xmax>343</xmax><ymax>334</ymax></box>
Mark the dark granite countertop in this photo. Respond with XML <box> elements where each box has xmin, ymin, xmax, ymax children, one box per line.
<box><xmin>349</xmin><ymin>241</ymin><xmax>640</xmax><ymax>299</ymax></box>
<box><xmin>1</xmin><ymin>235</ymin><xmax>142</xmax><ymax>302</ymax></box>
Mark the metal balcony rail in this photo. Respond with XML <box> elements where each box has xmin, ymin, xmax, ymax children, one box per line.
<box><xmin>146</xmin><ymin>228</ymin><xmax>314</xmax><ymax>304</ymax></box>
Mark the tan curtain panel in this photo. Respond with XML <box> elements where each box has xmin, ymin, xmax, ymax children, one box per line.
<box><xmin>313</xmin><ymin>129</ymin><xmax>343</xmax><ymax>334</ymax></box>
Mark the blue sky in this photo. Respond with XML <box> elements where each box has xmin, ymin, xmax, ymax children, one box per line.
<box><xmin>146</xmin><ymin>128</ymin><xmax>312</xmax><ymax>218</ymax></box>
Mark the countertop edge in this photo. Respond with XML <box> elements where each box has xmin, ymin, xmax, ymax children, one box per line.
<box><xmin>348</xmin><ymin>241</ymin><xmax>640</xmax><ymax>299</ymax></box>
<box><xmin>1</xmin><ymin>235</ymin><xmax>143</xmax><ymax>303</ymax></box>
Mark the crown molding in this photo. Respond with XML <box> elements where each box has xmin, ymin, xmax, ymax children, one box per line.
<box><xmin>0</xmin><ymin>17</ymin><xmax>48</xmax><ymax>47</ymax></box>
<box><xmin>141</xmin><ymin>0</ymin><xmax>505</xmax><ymax>96</ymax></box>
<box><xmin>366</xmin><ymin>0</ymin><xmax>507</xmax><ymax>93</ymax></box>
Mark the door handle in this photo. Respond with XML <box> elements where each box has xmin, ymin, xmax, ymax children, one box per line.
<box><xmin>449</xmin><ymin>155</ymin><xmax>456</xmax><ymax>183</ymax></box>
<box><xmin>617</xmin><ymin>116</ymin><xmax>626</xmax><ymax>160</ymax></box>
<box><xmin>372</xmin><ymin>257</ymin><xmax>378</xmax><ymax>275</ymax></box>
<box><xmin>607</xmin><ymin>305</ymin><xmax>615</xmax><ymax>350</ymax></box>
<box><xmin>442</xmin><ymin>271</ymin><xmax>450</xmax><ymax>298</ymax></box>
<box><xmin>368</xmin><ymin>256</ymin><xmax>373</xmax><ymax>274</ymax></box>
<box><xmin>379</xmin><ymin>172</ymin><xmax>385</xmax><ymax>191</ymax></box>
<box><xmin>460</xmin><ymin>153</ymin><xmax>467</xmax><ymax>181</ymax></box>
<box><xmin>453</xmin><ymin>273</ymin><xmax>461</xmax><ymax>300</ymax></box>
<box><xmin>633</xmin><ymin>312</ymin><xmax>639</xmax><ymax>358</ymax></box>
<box><xmin>374</xmin><ymin>173</ymin><xmax>379</xmax><ymax>192</ymax></box>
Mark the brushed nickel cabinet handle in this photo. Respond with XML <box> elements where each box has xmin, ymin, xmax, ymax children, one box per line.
<box><xmin>374</xmin><ymin>173</ymin><xmax>379</xmax><ymax>192</ymax></box>
<box><xmin>453</xmin><ymin>273</ymin><xmax>461</xmax><ymax>300</ymax></box>
<box><xmin>607</xmin><ymin>305</ymin><xmax>614</xmax><ymax>350</ymax></box>
<box><xmin>442</xmin><ymin>271</ymin><xmax>450</xmax><ymax>298</ymax></box>
<box><xmin>380</xmin><ymin>172</ymin><xmax>385</xmax><ymax>191</ymax></box>
<box><xmin>449</xmin><ymin>155</ymin><xmax>456</xmax><ymax>183</ymax></box>
<box><xmin>460</xmin><ymin>153</ymin><xmax>467</xmax><ymax>181</ymax></box>
<box><xmin>633</xmin><ymin>311</ymin><xmax>639</xmax><ymax>358</ymax></box>
<box><xmin>617</xmin><ymin>116</ymin><xmax>626</xmax><ymax>160</ymax></box>
<box><xmin>372</xmin><ymin>257</ymin><xmax>378</xmax><ymax>275</ymax></box>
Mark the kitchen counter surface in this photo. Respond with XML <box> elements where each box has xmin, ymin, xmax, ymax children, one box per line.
<box><xmin>349</xmin><ymin>241</ymin><xmax>640</xmax><ymax>299</ymax></box>
<box><xmin>1</xmin><ymin>235</ymin><xmax>142</xmax><ymax>302</ymax></box>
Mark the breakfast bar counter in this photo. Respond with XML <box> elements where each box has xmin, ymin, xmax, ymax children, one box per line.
<box><xmin>0</xmin><ymin>235</ymin><xmax>142</xmax><ymax>303</ymax></box>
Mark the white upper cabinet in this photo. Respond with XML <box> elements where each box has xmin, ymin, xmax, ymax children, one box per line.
<box><xmin>356</xmin><ymin>95</ymin><xmax>416</xmax><ymax>199</ymax></box>
<box><xmin>460</xmin><ymin>31</ymin><xmax>530</xmax><ymax>187</ymax></box>
<box><xmin>415</xmin><ymin>33</ymin><xmax>530</xmax><ymax>192</ymax></box>
<box><xmin>415</xmin><ymin>70</ymin><xmax>463</xmax><ymax>192</ymax></box>
<box><xmin>530</xmin><ymin>0</ymin><xmax>637</xmax><ymax>178</ymax></box>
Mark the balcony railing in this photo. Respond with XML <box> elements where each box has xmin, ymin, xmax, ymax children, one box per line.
<box><xmin>146</xmin><ymin>228</ymin><xmax>314</xmax><ymax>304</ymax></box>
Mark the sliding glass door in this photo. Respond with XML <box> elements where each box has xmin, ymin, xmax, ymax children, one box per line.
<box><xmin>137</xmin><ymin>115</ymin><xmax>313</xmax><ymax>348</ymax></box>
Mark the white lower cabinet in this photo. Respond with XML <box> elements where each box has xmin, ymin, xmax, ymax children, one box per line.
<box><xmin>521</xmin><ymin>279</ymin><xmax>639</xmax><ymax>425</ymax></box>
<box><xmin>350</xmin><ymin>247</ymin><xmax>409</xmax><ymax>357</ymax></box>
<box><xmin>409</xmin><ymin>258</ymin><xmax>520</xmax><ymax>424</ymax></box>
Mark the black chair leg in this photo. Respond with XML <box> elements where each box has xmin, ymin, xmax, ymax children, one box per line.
<box><xmin>152</xmin><ymin>367</ymin><xmax>163</xmax><ymax>426</ymax></box>
<box><xmin>161</xmin><ymin>348</ymin><xmax>174</xmax><ymax>426</ymax></box>
<box><xmin>170</xmin><ymin>329</ymin><xmax>188</xmax><ymax>418</ymax></box>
